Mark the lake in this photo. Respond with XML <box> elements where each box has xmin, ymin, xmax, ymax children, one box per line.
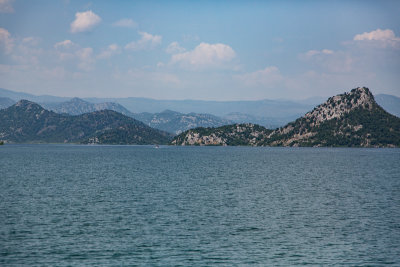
<box><xmin>1</xmin><ymin>145</ymin><xmax>399</xmax><ymax>265</ymax></box>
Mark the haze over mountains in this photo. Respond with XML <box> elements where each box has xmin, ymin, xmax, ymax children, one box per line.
<box><xmin>42</xmin><ymin>98</ymin><xmax>133</xmax><ymax>116</ymax></box>
<box><xmin>133</xmin><ymin>110</ymin><xmax>232</xmax><ymax>134</ymax></box>
<box><xmin>1</xmin><ymin>88</ymin><xmax>399</xmax><ymax>131</ymax></box>
<box><xmin>0</xmin><ymin>88</ymin><xmax>315</xmax><ymax>128</ymax></box>
<box><xmin>0</xmin><ymin>97</ymin><xmax>15</xmax><ymax>110</ymax></box>
<box><xmin>1</xmin><ymin>87</ymin><xmax>399</xmax><ymax>147</ymax></box>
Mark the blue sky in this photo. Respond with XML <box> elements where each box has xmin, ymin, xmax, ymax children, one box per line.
<box><xmin>0</xmin><ymin>0</ymin><xmax>399</xmax><ymax>100</ymax></box>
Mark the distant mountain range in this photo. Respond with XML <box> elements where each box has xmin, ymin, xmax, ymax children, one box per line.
<box><xmin>133</xmin><ymin>110</ymin><xmax>233</xmax><ymax>134</ymax></box>
<box><xmin>41</xmin><ymin>97</ymin><xmax>134</xmax><ymax>116</ymax></box>
<box><xmin>0</xmin><ymin>93</ymin><xmax>234</xmax><ymax>134</ymax></box>
<box><xmin>1</xmin><ymin>87</ymin><xmax>399</xmax><ymax>133</ymax></box>
<box><xmin>374</xmin><ymin>94</ymin><xmax>400</xmax><ymax>118</ymax></box>
<box><xmin>0</xmin><ymin>100</ymin><xmax>172</xmax><ymax>144</ymax></box>
<box><xmin>0</xmin><ymin>88</ymin><xmax>321</xmax><ymax>127</ymax></box>
<box><xmin>0</xmin><ymin>97</ymin><xmax>15</xmax><ymax>109</ymax></box>
<box><xmin>1</xmin><ymin>87</ymin><xmax>399</xmax><ymax>146</ymax></box>
<box><xmin>172</xmin><ymin>87</ymin><xmax>400</xmax><ymax>147</ymax></box>
<box><xmin>43</xmin><ymin>98</ymin><xmax>233</xmax><ymax>134</ymax></box>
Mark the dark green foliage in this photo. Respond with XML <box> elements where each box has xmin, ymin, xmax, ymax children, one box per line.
<box><xmin>81</xmin><ymin>124</ymin><xmax>172</xmax><ymax>145</ymax></box>
<box><xmin>265</xmin><ymin>95</ymin><xmax>400</xmax><ymax>147</ymax></box>
<box><xmin>172</xmin><ymin>87</ymin><xmax>400</xmax><ymax>147</ymax></box>
<box><xmin>0</xmin><ymin>100</ymin><xmax>172</xmax><ymax>144</ymax></box>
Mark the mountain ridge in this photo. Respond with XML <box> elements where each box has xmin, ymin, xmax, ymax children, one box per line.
<box><xmin>41</xmin><ymin>97</ymin><xmax>134</xmax><ymax>116</ymax></box>
<box><xmin>39</xmin><ymin>97</ymin><xmax>235</xmax><ymax>134</ymax></box>
<box><xmin>133</xmin><ymin>110</ymin><xmax>233</xmax><ymax>134</ymax></box>
<box><xmin>0</xmin><ymin>100</ymin><xmax>172</xmax><ymax>144</ymax></box>
<box><xmin>172</xmin><ymin>87</ymin><xmax>400</xmax><ymax>147</ymax></box>
<box><xmin>1</xmin><ymin>87</ymin><xmax>398</xmax><ymax>132</ymax></box>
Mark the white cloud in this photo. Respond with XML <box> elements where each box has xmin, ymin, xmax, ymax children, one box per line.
<box><xmin>0</xmin><ymin>0</ymin><xmax>14</xmax><ymax>13</ymax></box>
<box><xmin>70</xmin><ymin>10</ymin><xmax>101</xmax><ymax>33</ymax></box>
<box><xmin>353</xmin><ymin>29</ymin><xmax>400</xmax><ymax>48</ymax></box>
<box><xmin>170</xmin><ymin>42</ymin><xmax>236</xmax><ymax>70</ymax></box>
<box><xmin>97</xmin><ymin>44</ymin><xmax>120</xmax><ymax>59</ymax></box>
<box><xmin>354</xmin><ymin>29</ymin><xmax>396</xmax><ymax>41</ymax></box>
<box><xmin>166</xmin><ymin>42</ymin><xmax>186</xmax><ymax>54</ymax></box>
<box><xmin>54</xmin><ymin>40</ymin><xmax>77</xmax><ymax>61</ymax></box>
<box><xmin>113</xmin><ymin>18</ymin><xmax>137</xmax><ymax>28</ymax></box>
<box><xmin>235</xmin><ymin>66</ymin><xmax>283</xmax><ymax>87</ymax></box>
<box><xmin>0</xmin><ymin>27</ymin><xmax>13</xmax><ymax>54</ymax></box>
<box><xmin>11</xmin><ymin>40</ymin><xmax>43</xmax><ymax>66</ymax></box>
<box><xmin>76</xmin><ymin>47</ymin><xmax>94</xmax><ymax>71</ymax></box>
<box><xmin>22</xmin><ymin>37</ymin><xmax>41</xmax><ymax>46</ymax></box>
<box><xmin>53</xmin><ymin>40</ymin><xmax>96</xmax><ymax>70</ymax></box>
<box><xmin>303</xmin><ymin>49</ymin><xmax>334</xmax><ymax>57</ymax></box>
<box><xmin>125</xmin><ymin>31</ymin><xmax>162</xmax><ymax>51</ymax></box>
<box><xmin>300</xmin><ymin>49</ymin><xmax>353</xmax><ymax>73</ymax></box>
<box><xmin>54</xmin><ymin>40</ymin><xmax>75</xmax><ymax>49</ymax></box>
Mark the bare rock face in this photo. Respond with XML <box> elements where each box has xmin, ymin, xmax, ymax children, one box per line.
<box><xmin>304</xmin><ymin>87</ymin><xmax>374</xmax><ymax>126</ymax></box>
<box><xmin>172</xmin><ymin>87</ymin><xmax>400</xmax><ymax>147</ymax></box>
<box><xmin>276</xmin><ymin>87</ymin><xmax>373</xmax><ymax>134</ymax></box>
<box><xmin>181</xmin><ymin>132</ymin><xmax>227</xmax><ymax>146</ymax></box>
<box><xmin>171</xmin><ymin>123</ymin><xmax>272</xmax><ymax>146</ymax></box>
<box><xmin>267</xmin><ymin>87</ymin><xmax>399</xmax><ymax>147</ymax></box>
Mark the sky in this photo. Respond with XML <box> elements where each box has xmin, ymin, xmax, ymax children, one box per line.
<box><xmin>0</xmin><ymin>0</ymin><xmax>399</xmax><ymax>101</ymax></box>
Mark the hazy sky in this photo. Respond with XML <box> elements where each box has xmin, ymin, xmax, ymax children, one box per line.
<box><xmin>0</xmin><ymin>0</ymin><xmax>399</xmax><ymax>100</ymax></box>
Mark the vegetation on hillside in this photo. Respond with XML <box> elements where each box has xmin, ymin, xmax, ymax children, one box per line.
<box><xmin>172</xmin><ymin>88</ymin><xmax>400</xmax><ymax>147</ymax></box>
<box><xmin>0</xmin><ymin>100</ymin><xmax>172</xmax><ymax>144</ymax></box>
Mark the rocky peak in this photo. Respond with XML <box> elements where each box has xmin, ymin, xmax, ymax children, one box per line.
<box><xmin>15</xmin><ymin>99</ymin><xmax>34</xmax><ymax>106</ymax></box>
<box><xmin>304</xmin><ymin>87</ymin><xmax>375</xmax><ymax>126</ymax></box>
<box><xmin>15</xmin><ymin>99</ymin><xmax>43</xmax><ymax>111</ymax></box>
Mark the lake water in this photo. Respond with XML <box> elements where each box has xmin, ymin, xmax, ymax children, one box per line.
<box><xmin>1</xmin><ymin>145</ymin><xmax>400</xmax><ymax>266</ymax></box>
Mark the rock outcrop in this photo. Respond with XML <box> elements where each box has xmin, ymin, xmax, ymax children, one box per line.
<box><xmin>172</xmin><ymin>87</ymin><xmax>400</xmax><ymax>147</ymax></box>
<box><xmin>172</xmin><ymin>123</ymin><xmax>272</xmax><ymax>146</ymax></box>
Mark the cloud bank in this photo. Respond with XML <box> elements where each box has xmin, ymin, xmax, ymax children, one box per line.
<box><xmin>0</xmin><ymin>27</ymin><xmax>13</xmax><ymax>54</ymax></box>
<box><xmin>170</xmin><ymin>42</ymin><xmax>236</xmax><ymax>70</ymax></box>
<box><xmin>353</xmin><ymin>29</ymin><xmax>400</xmax><ymax>48</ymax></box>
<box><xmin>125</xmin><ymin>32</ymin><xmax>162</xmax><ymax>51</ymax></box>
<box><xmin>166</xmin><ymin>42</ymin><xmax>186</xmax><ymax>54</ymax></box>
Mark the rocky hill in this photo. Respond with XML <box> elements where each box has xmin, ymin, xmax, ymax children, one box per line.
<box><xmin>172</xmin><ymin>87</ymin><xmax>400</xmax><ymax>147</ymax></box>
<box><xmin>0</xmin><ymin>100</ymin><xmax>172</xmax><ymax>144</ymax></box>
<box><xmin>81</xmin><ymin>124</ymin><xmax>172</xmax><ymax>145</ymax></box>
<box><xmin>39</xmin><ymin>98</ymin><xmax>232</xmax><ymax>134</ymax></box>
<box><xmin>172</xmin><ymin>123</ymin><xmax>272</xmax><ymax>146</ymax></box>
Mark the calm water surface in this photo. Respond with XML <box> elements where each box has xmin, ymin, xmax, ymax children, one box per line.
<box><xmin>1</xmin><ymin>145</ymin><xmax>400</xmax><ymax>266</ymax></box>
